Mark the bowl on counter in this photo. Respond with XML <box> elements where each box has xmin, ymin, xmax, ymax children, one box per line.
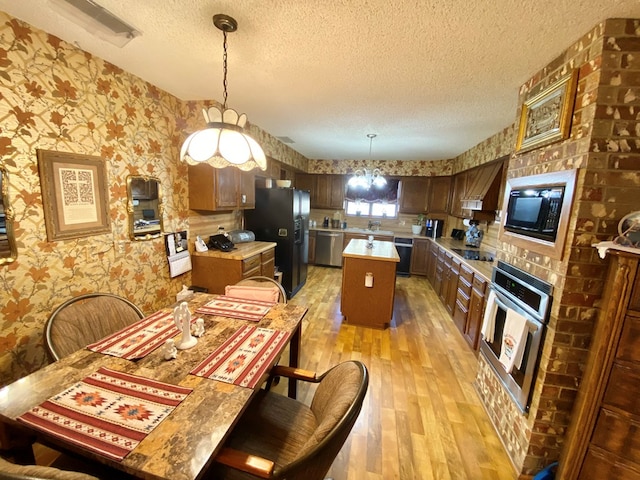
<box><xmin>276</xmin><ymin>180</ymin><xmax>292</xmax><ymax>188</ymax></box>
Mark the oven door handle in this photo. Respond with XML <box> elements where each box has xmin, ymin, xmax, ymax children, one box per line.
<box><xmin>493</xmin><ymin>292</ymin><xmax>541</xmax><ymax>333</ymax></box>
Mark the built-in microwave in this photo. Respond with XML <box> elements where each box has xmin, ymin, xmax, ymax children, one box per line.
<box><xmin>503</xmin><ymin>186</ymin><xmax>565</xmax><ymax>242</ymax></box>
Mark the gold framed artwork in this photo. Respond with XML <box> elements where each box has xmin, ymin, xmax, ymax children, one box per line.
<box><xmin>515</xmin><ymin>69</ymin><xmax>578</xmax><ymax>152</ymax></box>
<box><xmin>37</xmin><ymin>149</ymin><xmax>111</xmax><ymax>241</ymax></box>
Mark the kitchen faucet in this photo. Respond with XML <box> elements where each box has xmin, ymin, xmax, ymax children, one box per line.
<box><xmin>368</xmin><ymin>220</ymin><xmax>381</xmax><ymax>231</ymax></box>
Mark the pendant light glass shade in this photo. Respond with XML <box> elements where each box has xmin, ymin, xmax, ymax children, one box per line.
<box><xmin>180</xmin><ymin>14</ymin><xmax>267</xmax><ymax>171</ymax></box>
<box><xmin>180</xmin><ymin>106</ymin><xmax>267</xmax><ymax>171</ymax></box>
<box><xmin>347</xmin><ymin>134</ymin><xmax>386</xmax><ymax>189</ymax></box>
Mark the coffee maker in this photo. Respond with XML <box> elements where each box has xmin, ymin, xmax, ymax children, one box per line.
<box><xmin>424</xmin><ymin>219</ymin><xmax>443</xmax><ymax>238</ymax></box>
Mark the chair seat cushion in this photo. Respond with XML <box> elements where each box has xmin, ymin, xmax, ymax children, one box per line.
<box><xmin>212</xmin><ymin>390</ymin><xmax>318</xmax><ymax>479</ymax></box>
<box><xmin>224</xmin><ymin>285</ymin><xmax>280</xmax><ymax>303</ymax></box>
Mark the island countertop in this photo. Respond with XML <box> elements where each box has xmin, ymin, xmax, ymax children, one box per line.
<box><xmin>342</xmin><ymin>239</ymin><xmax>400</xmax><ymax>262</ymax></box>
<box><xmin>192</xmin><ymin>241</ymin><xmax>277</xmax><ymax>260</ymax></box>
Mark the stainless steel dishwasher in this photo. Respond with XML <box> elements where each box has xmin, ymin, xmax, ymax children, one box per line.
<box><xmin>315</xmin><ymin>231</ymin><xmax>344</xmax><ymax>267</ymax></box>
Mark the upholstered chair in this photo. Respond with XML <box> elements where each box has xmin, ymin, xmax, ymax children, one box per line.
<box><xmin>0</xmin><ymin>456</ymin><xmax>99</xmax><ymax>480</ymax></box>
<box><xmin>44</xmin><ymin>293</ymin><xmax>144</xmax><ymax>361</ymax></box>
<box><xmin>210</xmin><ymin>360</ymin><xmax>369</xmax><ymax>479</ymax></box>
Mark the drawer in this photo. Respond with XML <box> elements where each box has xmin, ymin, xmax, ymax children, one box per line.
<box><xmin>456</xmin><ymin>288</ymin><xmax>470</xmax><ymax>308</ymax></box>
<box><xmin>581</xmin><ymin>446</ymin><xmax>640</xmax><ymax>480</ymax></box>
<box><xmin>459</xmin><ymin>264</ymin><xmax>474</xmax><ymax>283</ymax></box>
<box><xmin>617</xmin><ymin>315</ymin><xmax>640</xmax><ymax>363</ymax></box>
<box><xmin>451</xmin><ymin>257</ymin><xmax>461</xmax><ymax>275</ymax></box>
<box><xmin>242</xmin><ymin>254</ymin><xmax>262</xmax><ymax>274</ymax></box>
<box><xmin>472</xmin><ymin>275</ymin><xmax>487</xmax><ymax>294</ymax></box>
<box><xmin>261</xmin><ymin>248</ymin><xmax>275</xmax><ymax>262</ymax></box>
<box><xmin>242</xmin><ymin>265</ymin><xmax>261</xmax><ymax>279</ymax></box>
<box><xmin>603</xmin><ymin>363</ymin><xmax>640</xmax><ymax>412</ymax></box>
<box><xmin>457</xmin><ymin>275</ymin><xmax>472</xmax><ymax>297</ymax></box>
<box><xmin>591</xmin><ymin>408</ymin><xmax>640</xmax><ymax>464</ymax></box>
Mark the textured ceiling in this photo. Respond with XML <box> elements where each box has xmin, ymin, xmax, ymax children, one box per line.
<box><xmin>2</xmin><ymin>0</ymin><xmax>640</xmax><ymax>161</ymax></box>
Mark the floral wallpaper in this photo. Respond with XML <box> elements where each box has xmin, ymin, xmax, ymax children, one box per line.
<box><xmin>308</xmin><ymin>157</ymin><xmax>453</xmax><ymax>176</ymax></box>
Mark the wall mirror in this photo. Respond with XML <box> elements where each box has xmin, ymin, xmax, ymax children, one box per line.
<box><xmin>0</xmin><ymin>165</ymin><xmax>17</xmax><ymax>264</ymax></box>
<box><xmin>127</xmin><ymin>175</ymin><xmax>163</xmax><ymax>240</ymax></box>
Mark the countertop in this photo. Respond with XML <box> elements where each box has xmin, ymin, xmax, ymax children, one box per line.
<box><xmin>432</xmin><ymin>237</ymin><xmax>495</xmax><ymax>281</ymax></box>
<box><xmin>192</xmin><ymin>241</ymin><xmax>277</xmax><ymax>260</ymax></box>
<box><xmin>342</xmin><ymin>239</ymin><xmax>400</xmax><ymax>262</ymax></box>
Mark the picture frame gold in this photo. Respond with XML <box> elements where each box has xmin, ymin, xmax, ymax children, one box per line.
<box><xmin>515</xmin><ymin>69</ymin><xmax>578</xmax><ymax>152</ymax></box>
<box><xmin>37</xmin><ymin>149</ymin><xmax>111</xmax><ymax>241</ymax></box>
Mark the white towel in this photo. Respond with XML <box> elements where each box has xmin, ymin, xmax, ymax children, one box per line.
<box><xmin>498</xmin><ymin>308</ymin><xmax>528</xmax><ymax>373</ymax></box>
<box><xmin>480</xmin><ymin>289</ymin><xmax>497</xmax><ymax>342</ymax></box>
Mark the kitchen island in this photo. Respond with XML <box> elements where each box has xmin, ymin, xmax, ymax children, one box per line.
<box><xmin>341</xmin><ymin>238</ymin><xmax>400</xmax><ymax>329</ymax></box>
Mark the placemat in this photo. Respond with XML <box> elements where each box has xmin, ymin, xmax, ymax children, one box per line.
<box><xmin>87</xmin><ymin>310</ymin><xmax>184</xmax><ymax>359</ymax></box>
<box><xmin>17</xmin><ymin>367</ymin><xmax>192</xmax><ymax>461</ymax></box>
<box><xmin>195</xmin><ymin>296</ymin><xmax>274</xmax><ymax>322</ymax></box>
<box><xmin>190</xmin><ymin>325</ymin><xmax>290</xmax><ymax>389</ymax></box>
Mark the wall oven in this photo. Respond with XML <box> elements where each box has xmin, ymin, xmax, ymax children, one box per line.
<box><xmin>480</xmin><ymin>261</ymin><xmax>553</xmax><ymax>413</ymax></box>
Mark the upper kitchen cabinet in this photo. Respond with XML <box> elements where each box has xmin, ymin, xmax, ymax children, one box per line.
<box><xmin>450</xmin><ymin>171</ymin><xmax>469</xmax><ymax>217</ymax></box>
<box><xmin>399</xmin><ymin>177</ymin><xmax>428</xmax><ymax>214</ymax></box>
<box><xmin>295</xmin><ymin>174</ymin><xmax>344</xmax><ymax>209</ymax></box>
<box><xmin>427</xmin><ymin>176</ymin><xmax>452</xmax><ymax>215</ymax></box>
<box><xmin>188</xmin><ymin>164</ymin><xmax>255</xmax><ymax>211</ymax></box>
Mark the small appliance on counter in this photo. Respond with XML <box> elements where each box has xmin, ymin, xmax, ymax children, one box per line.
<box><xmin>465</xmin><ymin>220</ymin><xmax>483</xmax><ymax>247</ymax></box>
<box><xmin>424</xmin><ymin>219</ymin><xmax>443</xmax><ymax>238</ymax></box>
<box><xmin>322</xmin><ymin>216</ymin><xmax>330</xmax><ymax>228</ymax></box>
<box><xmin>451</xmin><ymin>228</ymin><xmax>465</xmax><ymax>240</ymax></box>
<box><xmin>227</xmin><ymin>230</ymin><xmax>255</xmax><ymax>244</ymax></box>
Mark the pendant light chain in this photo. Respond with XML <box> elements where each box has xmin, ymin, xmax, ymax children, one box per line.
<box><xmin>222</xmin><ymin>28</ymin><xmax>228</xmax><ymax>110</ymax></box>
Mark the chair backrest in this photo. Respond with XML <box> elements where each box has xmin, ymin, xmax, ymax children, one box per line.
<box><xmin>0</xmin><ymin>456</ymin><xmax>98</xmax><ymax>480</ymax></box>
<box><xmin>44</xmin><ymin>293</ymin><xmax>144</xmax><ymax>361</ymax></box>
<box><xmin>232</xmin><ymin>276</ymin><xmax>288</xmax><ymax>304</ymax></box>
<box><xmin>276</xmin><ymin>360</ymin><xmax>369</xmax><ymax>479</ymax></box>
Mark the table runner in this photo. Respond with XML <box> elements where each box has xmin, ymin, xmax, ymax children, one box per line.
<box><xmin>190</xmin><ymin>325</ymin><xmax>290</xmax><ymax>389</ymax></box>
<box><xmin>195</xmin><ymin>296</ymin><xmax>274</xmax><ymax>322</ymax></box>
<box><xmin>17</xmin><ymin>367</ymin><xmax>192</xmax><ymax>461</ymax></box>
<box><xmin>87</xmin><ymin>310</ymin><xmax>184</xmax><ymax>359</ymax></box>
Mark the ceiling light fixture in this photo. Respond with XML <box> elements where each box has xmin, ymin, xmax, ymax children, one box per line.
<box><xmin>180</xmin><ymin>14</ymin><xmax>266</xmax><ymax>171</ymax></box>
<box><xmin>347</xmin><ymin>134</ymin><xmax>386</xmax><ymax>189</ymax></box>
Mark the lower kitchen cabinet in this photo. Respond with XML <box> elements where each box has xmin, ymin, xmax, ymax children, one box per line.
<box><xmin>453</xmin><ymin>264</ymin><xmax>473</xmax><ymax>334</ymax></box>
<box><xmin>191</xmin><ymin>242</ymin><xmax>276</xmax><ymax>294</ymax></box>
<box><xmin>465</xmin><ymin>275</ymin><xmax>487</xmax><ymax>350</ymax></box>
<box><xmin>410</xmin><ymin>238</ymin><xmax>430</xmax><ymax>275</ymax></box>
<box><xmin>309</xmin><ymin>230</ymin><xmax>316</xmax><ymax>264</ymax></box>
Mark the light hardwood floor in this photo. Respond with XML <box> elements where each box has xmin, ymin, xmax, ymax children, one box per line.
<box><xmin>278</xmin><ymin>265</ymin><xmax>517</xmax><ymax>480</ymax></box>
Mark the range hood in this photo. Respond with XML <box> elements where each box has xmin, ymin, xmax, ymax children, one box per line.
<box><xmin>461</xmin><ymin>160</ymin><xmax>504</xmax><ymax>212</ymax></box>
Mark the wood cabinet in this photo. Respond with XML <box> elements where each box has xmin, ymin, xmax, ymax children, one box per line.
<box><xmin>426</xmin><ymin>241</ymin><xmax>439</xmax><ymax>286</ymax></box>
<box><xmin>453</xmin><ymin>264</ymin><xmax>473</xmax><ymax>334</ymax></box>
<box><xmin>450</xmin><ymin>171</ymin><xmax>469</xmax><ymax>217</ymax></box>
<box><xmin>399</xmin><ymin>177</ymin><xmax>428</xmax><ymax>214</ymax></box>
<box><xmin>295</xmin><ymin>174</ymin><xmax>344</xmax><ymax>209</ymax></box>
<box><xmin>191</xmin><ymin>243</ymin><xmax>275</xmax><ymax>294</ymax></box>
<box><xmin>188</xmin><ymin>164</ymin><xmax>255</xmax><ymax>211</ymax></box>
<box><xmin>427</xmin><ymin>176</ymin><xmax>452</xmax><ymax>214</ymax></box>
<box><xmin>433</xmin><ymin>247</ymin><xmax>445</xmax><ymax>298</ymax></box>
<box><xmin>410</xmin><ymin>238</ymin><xmax>430</xmax><ymax>275</ymax></box>
<box><xmin>308</xmin><ymin>230</ymin><xmax>316</xmax><ymax>265</ymax></box>
<box><xmin>465</xmin><ymin>275</ymin><xmax>487</xmax><ymax>350</ymax></box>
<box><xmin>444</xmin><ymin>256</ymin><xmax>461</xmax><ymax>316</ymax></box>
<box><xmin>560</xmin><ymin>251</ymin><xmax>640</xmax><ymax>480</ymax></box>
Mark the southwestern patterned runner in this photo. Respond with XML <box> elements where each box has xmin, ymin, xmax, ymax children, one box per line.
<box><xmin>17</xmin><ymin>367</ymin><xmax>192</xmax><ymax>461</ymax></box>
<box><xmin>190</xmin><ymin>325</ymin><xmax>290</xmax><ymax>389</ymax></box>
<box><xmin>87</xmin><ymin>310</ymin><xmax>183</xmax><ymax>359</ymax></box>
<box><xmin>195</xmin><ymin>296</ymin><xmax>274</xmax><ymax>322</ymax></box>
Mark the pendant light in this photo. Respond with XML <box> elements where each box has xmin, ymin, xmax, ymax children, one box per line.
<box><xmin>347</xmin><ymin>134</ymin><xmax>386</xmax><ymax>189</ymax></box>
<box><xmin>180</xmin><ymin>14</ymin><xmax>267</xmax><ymax>171</ymax></box>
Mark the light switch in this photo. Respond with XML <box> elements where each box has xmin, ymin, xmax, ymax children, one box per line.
<box><xmin>365</xmin><ymin>272</ymin><xmax>374</xmax><ymax>288</ymax></box>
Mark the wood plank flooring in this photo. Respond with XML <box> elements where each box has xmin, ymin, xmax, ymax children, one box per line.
<box><xmin>277</xmin><ymin>265</ymin><xmax>517</xmax><ymax>480</ymax></box>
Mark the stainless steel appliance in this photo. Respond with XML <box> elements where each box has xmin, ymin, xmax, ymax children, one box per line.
<box><xmin>480</xmin><ymin>260</ymin><xmax>553</xmax><ymax>413</ymax></box>
<box><xmin>315</xmin><ymin>231</ymin><xmax>344</xmax><ymax>267</ymax></box>
<box><xmin>425</xmin><ymin>219</ymin><xmax>443</xmax><ymax>238</ymax></box>
<box><xmin>244</xmin><ymin>188</ymin><xmax>310</xmax><ymax>298</ymax></box>
<box><xmin>394</xmin><ymin>237</ymin><xmax>412</xmax><ymax>276</ymax></box>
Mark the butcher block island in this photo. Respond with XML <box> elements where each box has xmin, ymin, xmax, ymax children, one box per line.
<box><xmin>341</xmin><ymin>239</ymin><xmax>400</xmax><ymax>329</ymax></box>
<box><xmin>191</xmin><ymin>241</ymin><xmax>277</xmax><ymax>294</ymax></box>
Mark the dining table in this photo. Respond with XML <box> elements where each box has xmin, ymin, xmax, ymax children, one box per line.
<box><xmin>0</xmin><ymin>292</ymin><xmax>307</xmax><ymax>480</ymax></box>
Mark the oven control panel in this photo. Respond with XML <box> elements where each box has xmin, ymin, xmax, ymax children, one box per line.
<box><xmin>492</xmin><ymin>261</ymin><xmax>552</xmax><ymax>322</ymax></box>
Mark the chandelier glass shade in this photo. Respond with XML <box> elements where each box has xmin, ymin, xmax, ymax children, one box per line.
<box><xmin>347</xmin><ymin>134</ymin><xmax>386</xmax><ymax>189</ymax></box>
<box><xmin>180</xmin><ymin>14</ymin><xmax>266</xmax><ymax>171</ymax></box>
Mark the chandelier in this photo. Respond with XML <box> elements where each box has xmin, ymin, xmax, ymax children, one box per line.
<box><xmin>180</xmin><ymin>14</ymin><xmax>267</xmax><ymax>171</ymax></box>
<box><xmin>347</xmin><ymin>134</ymin><xmax>386</xmax><ymax>189</ymax></box>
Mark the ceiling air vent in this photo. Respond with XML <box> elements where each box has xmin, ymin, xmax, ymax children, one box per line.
<box><xmin>49</xmin><ymin>0</ymin><xmax>141</xmax><ymax>47</ymax></box>
<box><xmin>276</xmin><ymin>136</ymin><xmax>295</xmax><ymax>144</ymax></box>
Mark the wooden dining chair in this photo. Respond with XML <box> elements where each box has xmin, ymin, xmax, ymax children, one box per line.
<box><xmin>209</xmin><ymin>360</ymin><xmax>369</xmax><ymax>480</ymax></box>
<box><xmin>44</xmin><ymin>293</ymin><xmax>145</xmax><ymax>361</ymax></box>
<box><xmin>228</xmin><ymin>276</ymin><xmax>288</xmax><ymax>304</ymax></box>
<box><xmin>0</xmin><ymin>456</ymin><xmax>99</xmax><ymax>480</ymax></box>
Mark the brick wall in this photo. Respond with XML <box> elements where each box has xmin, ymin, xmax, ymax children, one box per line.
<box><xmin>475</xmin><ymin>18</ymin><xmax>640</xmax><ymax>476</ymax></box>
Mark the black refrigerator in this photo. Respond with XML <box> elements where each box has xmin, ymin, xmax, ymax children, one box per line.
<box><xmin>244</xmin><ymin>188</ymin><xmax>309</xmax><ymax>298</ymax></box>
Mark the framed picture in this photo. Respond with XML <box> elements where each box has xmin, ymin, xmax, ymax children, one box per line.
<box><xmin>37</xmin><ymin>149</ymin><xmax>111</xmax><ymax>241</ymax></box>
<box><xmin>515</xmin><ymin>69</ymin><xmax>578</xmax><ymax>152</ymax></box>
